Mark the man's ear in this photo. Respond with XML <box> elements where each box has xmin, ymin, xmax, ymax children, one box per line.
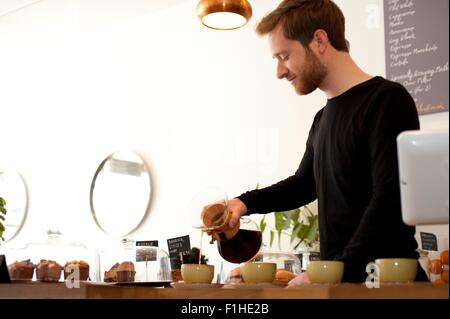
<box><xmin>312</xmin><ymin>29</ymin><xmax>329</xmax><ymax>54</ymax></box>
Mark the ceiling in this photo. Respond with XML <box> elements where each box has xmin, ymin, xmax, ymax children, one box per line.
<box><xmin>0</xmin><ymin>0</ymin><xmax>40</xmax><ymax>17</ymax></box>
<box><xmin>0</xmin><ymin>0</ymin><xmax>192</xmax><ymax>19</ymax></box>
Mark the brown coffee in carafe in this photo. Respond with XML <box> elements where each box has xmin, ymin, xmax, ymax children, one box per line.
<box><xmin>217</xmin><ymin>229</ymin><xmax>262</xmax><ymax>264</ymax></box>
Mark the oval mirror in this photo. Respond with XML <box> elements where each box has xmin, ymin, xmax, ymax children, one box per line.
<box><xmin>90</xmin><ymin>150</ymin><xmax>152</xmax><ymax>237</ymax></box>
<box><xmin>0</xmin><ymin>170</ymin><xmax>28</xmax><ymax>242</ymax></box>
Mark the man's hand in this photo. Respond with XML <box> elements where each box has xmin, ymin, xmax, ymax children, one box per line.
<box><xmin>286</xmin><ymin>272</ymin><xmax>311</xmax><ymax>287</ymax></box>
<box><xmin>200</xmin><ymin>198</ymin><xmax>247</xmax><ymax>229</ymax></box>
<box><xmin>227</xmin><ymin>198</ymin><xmax>247</xmax><ymax>228</ymax></box>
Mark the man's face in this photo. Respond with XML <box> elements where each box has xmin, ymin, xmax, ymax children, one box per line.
<box><xmin>268</xmin><ymin>25</ymin><xmax>327</xmax><ymax>95</ymax></box>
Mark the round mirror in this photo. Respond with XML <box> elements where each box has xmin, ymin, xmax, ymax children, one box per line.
<box><xmin>90</xmin><ymin>150</ymin><xmax>152</xmax><ymax>237</ymax></box>
<box><xmin>0</xmin><ymin>170</ymin><xmax>28</xmax><ymax>241</ymax></box>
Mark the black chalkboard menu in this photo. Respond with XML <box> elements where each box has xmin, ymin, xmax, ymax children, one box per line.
<box><xmin>384</xmin><ymin>0</ymin><xmax>449</xmax><ymax>115</ymax></box>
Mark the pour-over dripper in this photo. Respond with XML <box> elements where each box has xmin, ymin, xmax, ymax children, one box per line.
<box><xmin>188</xmin><ymin>186</ymin><xmax>262</xmax><ymax>264</ymax></box>
<box><xmin>200</xmin><ymin>202</ymin><xmax>240</xmax><ymax>243</ymax></box>
<box><xmin>189</xmin><ymin>186</ymin><xmax>229</xmax><ymax>232</ymax></box>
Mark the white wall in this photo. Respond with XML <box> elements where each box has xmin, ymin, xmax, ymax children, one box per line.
<box><xmin>1</xmin><ymin>0</ymin><xmax>448</xmax><ymax>269</ymax></box>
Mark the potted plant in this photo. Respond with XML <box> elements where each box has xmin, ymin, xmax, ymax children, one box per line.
<box><xmin>0</xmin><ymin>196</ymin><xmax>6</xmax><ymax>242</ymax></box>
<box><xmin>259</xmin><ymin>205</ymin><xmax>319</xmax><ymax>251</ymax></box>
<box><xmin>259</xmin><ymin>205</ymin><xmax>320</xmax><ymax>270</ymax></box>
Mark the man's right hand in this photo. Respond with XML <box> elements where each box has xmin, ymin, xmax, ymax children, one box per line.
<box><xmin>286</xmin><ymin>272</ymin><xmax>311</xmax><ymax>287</ymax></box>
<box><xmin>227</xmin><ymin>198</ymin><xmax>248</xmax><ymax>228</ymax></box>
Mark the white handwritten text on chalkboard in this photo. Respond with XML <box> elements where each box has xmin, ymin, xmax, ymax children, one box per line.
<box><xmin>384</xmin><ymin>0</ymin><xmax>449</xmax><ymax>115</ymax></box>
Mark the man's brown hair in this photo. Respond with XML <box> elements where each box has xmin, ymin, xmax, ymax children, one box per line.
<box><xmin>255</xmin><ymin>0</ymin><xmax>349</xmax><ymax>52</ymax></box>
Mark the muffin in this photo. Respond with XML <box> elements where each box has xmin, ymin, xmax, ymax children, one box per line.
<box><xmin>116</xmin><ymin>261</ymin><xmax>136</xmax><ymax>283</ymax></box>
<box><xmin>36</xmin><ymin>260</ymin><xmax>63</xmax><ymax>282</ymax></box>
<box><xmin>64</xmin><ymin>260</ymin><xmax>90</xmax><ymax>281</ymax></box>
<box><xmin>8</xmin><ymin>259</ymin><xmax>36</xmax><ymax>281</ymax></box>
<box><xmin>104</xmin><ymin>262</ymin><xmax>120</xmax><ymax>282</ymax></box>
<box><xmin>273</xmin><ymin>269</ymin><xmax>297</xmax><ymax>286</ymax></box>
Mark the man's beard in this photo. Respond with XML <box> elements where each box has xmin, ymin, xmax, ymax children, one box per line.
<box><xmin>294</xmin><ymin>49</ymin><xmax>328</xmax><ymax>95</ymax></box>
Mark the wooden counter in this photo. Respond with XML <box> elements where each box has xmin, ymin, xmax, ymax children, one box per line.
<box><xmin>0</xmin><ymin>281</ymin><xmax>447</xmax><ymax>299</ymax></box>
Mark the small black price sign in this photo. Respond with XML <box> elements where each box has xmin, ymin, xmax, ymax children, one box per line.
<box><xmin>167</xmin><ymin>235</ymin><xmax>191</xmax><ymax>269</ymax></box>
<box><xmin>136</xmin><ymin>240</ymin><xmax>159</xmax><ymax>262</ymax></box>
<box><xmin>420</xmin><ymin>232</ymin><xmax>438</xmax><ymax>251</ymax></box>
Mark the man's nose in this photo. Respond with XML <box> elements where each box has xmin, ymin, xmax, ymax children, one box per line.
<box><xmin>276</xmin><ymin>61</ymin><xmax>288</xmax><ymax>79</ymax></box>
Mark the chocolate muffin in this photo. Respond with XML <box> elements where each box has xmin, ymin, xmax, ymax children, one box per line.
<box><xmin>36</xmin><ymin>259</ymin><xmax>63</xmax><ymax>282</ymax></box>
<box><xmin>8</xmin><ymin>259</ymin><xmax>36</xmax><ymax>281</ymax></box>
<box><xmin>116</xmin><ymin>261</ymin><xmax>136</xmax><ymax>283</ymax></box>
<box><xmin>64</xmin><ymin>260</ymin><xmax>90</xmax><ymax>281</ymax></box>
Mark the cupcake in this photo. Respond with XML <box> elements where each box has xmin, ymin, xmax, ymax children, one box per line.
<box><xmin>64</xmin><ymin>260</ymin><xmax>90</xmax><ymax>281</ymax></box>
<box><xmin>8</xmin><ymin>259</ymin><xmax>36</xmax><ymax>281</ymax></box>
<box><xmin>104</xmin><ymin>262</ymin><xmax>120</xmax><ymax>282</ymax></box>
<box><xmin>36</xmin><ymin>259</ymin><xmax>63</xmax><ymax>282</ymax></box>
<box><xmin>116</xmin><ymin>261</ymin><xmax>136</xmax><ymax>283</ymax></box>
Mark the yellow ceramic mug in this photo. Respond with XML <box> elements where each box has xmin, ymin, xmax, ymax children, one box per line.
<box><xmin>240</xmin><ymin>262</ymin><xmax>277</xmax><ymax>283</ymax></box>
<box><xmin>306</xmin><ymin>260</ymin><xmax>344</xmax><ymax>284</ymax></box>
<box><xmin>181</xmin><ymin>264</ymin><xmax>215</xmax><ymax>284</ymax></box>
<box><xmin>366</xmin><ymin>258</ymin><xmax>417</xmax><ymax>283</ymax></box>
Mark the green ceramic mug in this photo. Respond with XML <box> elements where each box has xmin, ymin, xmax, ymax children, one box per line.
<box><xmin>366</xmin><ymin>258</ymin><xmax>417</xmax><ymax>283</ymax></box>
<box><xmin>306</xmin><ymin>260</ymin><xmax>344</xmax><ymax>284</ymax></box>
<box><xmin>181</xmin><ymin>264</ymin><xmax>214</xmax><ymax>284</ymax></box>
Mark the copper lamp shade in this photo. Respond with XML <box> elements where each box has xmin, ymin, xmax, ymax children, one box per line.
<box><xmin>196</xmin><ymin>0</ymin><xmax>252</xmax><ymax>30</ymax></box>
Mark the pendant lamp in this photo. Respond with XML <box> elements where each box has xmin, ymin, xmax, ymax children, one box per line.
<box><xmin>196</xmin><ymin>0</ymin><xmax>252</xmax><ymax>30</ymax></box>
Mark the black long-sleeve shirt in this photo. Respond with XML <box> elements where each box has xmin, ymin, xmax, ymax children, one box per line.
<box><xmin>238</xmin><ymin>76</ymin><xmax>421</xmax><ymax>282</ymax></box>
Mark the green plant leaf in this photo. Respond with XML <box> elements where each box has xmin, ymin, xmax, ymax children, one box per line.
<box><xmin>307</xmin><ymin>214</ymin><xmax>316</xmax><ymax>225</ymax></box>
<box><xmin>269</xmin><ymin>230</ymin><xmax>274</xmax><ymax>247</ymax></box>
<box><xmin>305</xmin><ymin>216</ymin><xmax>319</xmax><ymax>242</ymax></box>
<box><xmin>290</xmin><ymin>222</ymin><xmax>302</xmax><ymax>243</ymax></box>
<box><xmin>260</xmin><ymin>215</ymin><xmax>266</xmax><ymax>233</ymax></box>
<box><xmin>274</xmin><ymin>212</ymin><xmax>290</xmax><ymax>230</ymax></box>
<box><xmin>297</xmin><ymin>223</ymin><xmax>311</xmax><ymax>240</ymax></box>
<box><xmin>284</xmin><ymin>208</ymin><xmax>300</xmax><ymax>223</ymax></box>
<box><xmin>277</xmin><ymin>228</ymin><xmax>283</xmax><ymax>250</ymax></box>
<box><xmin>0</xmin><ymin>197</ymin><xmax>7</xmax><ymax>242</ymax></box>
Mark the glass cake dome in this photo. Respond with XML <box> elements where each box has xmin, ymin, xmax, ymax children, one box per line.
<box><xmin>5</xmin><ymin>230</ymin><xmax>100</xmax><ymax>282</ymax></box>
<box><xmin>99</xmin><ymin>238</ymin><xmax>172</xmax><ymax>284</ymax></box>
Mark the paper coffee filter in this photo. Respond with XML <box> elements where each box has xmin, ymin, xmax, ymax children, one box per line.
<box><xmin>188</xmin><ymin>186</ymin><xmax>228</xmax><ymax>230</ymax></box>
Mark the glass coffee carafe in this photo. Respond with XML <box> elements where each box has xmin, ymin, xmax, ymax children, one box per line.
<box><xmin>200</xmin><ymin>202</ymin><xmax>262</xmax><ymax>264</ymax></box>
